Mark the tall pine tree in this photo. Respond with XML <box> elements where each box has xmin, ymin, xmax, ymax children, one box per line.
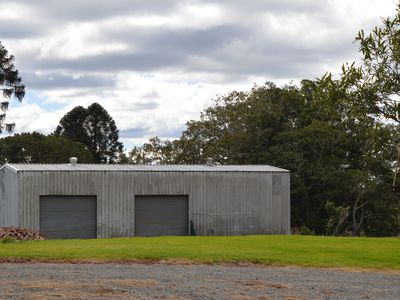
<box><xmin>0</xmin><ymin>41</ymin><xmax>25</xmax><ymax>133</ymax></box>
<box><xmin>55</xmin><ymin>103</ymin><xmax>123</xmax><ymax>163</ymax></box>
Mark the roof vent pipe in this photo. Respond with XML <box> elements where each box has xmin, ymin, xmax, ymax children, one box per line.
<box><xmin>205</xmin><ymin>157</ymin><xmax>214</xmax><ymax>166</ymax></box>
<box><xmin>69</xmin><ymin>157</ymin><xmax>78</xmax><ymax>166</ymax></box>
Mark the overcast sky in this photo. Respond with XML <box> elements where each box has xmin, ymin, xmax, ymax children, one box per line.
<box><xmin>1</xmin><ymin>0</ymin><xmax>397</xmax><ymax>149</ymax></box>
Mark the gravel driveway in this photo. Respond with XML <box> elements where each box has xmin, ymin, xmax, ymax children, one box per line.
<box><xmin>0</xmin><ymin>263</ymin><xmax>398</xmax><ymax>299</ymax></box>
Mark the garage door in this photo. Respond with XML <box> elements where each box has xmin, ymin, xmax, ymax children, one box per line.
<box><xmin>40</xmin><ymin>196</ymin><xmax>97</xmax><ymax>239</ymax></box>
<box><xmin>135</xmin><ymin>195</ymin><xmax>188</xmax><ymax>236</ymax></box>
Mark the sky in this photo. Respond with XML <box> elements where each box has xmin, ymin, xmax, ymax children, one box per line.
<box><xmin>0</xmin><ymin>0</ymin><xmax>398</xmax><ymax>149</ymax></box>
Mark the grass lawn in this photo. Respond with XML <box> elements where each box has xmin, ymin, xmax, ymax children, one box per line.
<box><xmin>0</xmin><ymin>235</ymin><xmax>399</xmax><ymax>270</ymax></box>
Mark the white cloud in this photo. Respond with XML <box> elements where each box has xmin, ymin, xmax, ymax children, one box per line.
<box><xmin>5</xmin><ymin>102</ymin><xmax>51</xmax><ymax>134</ymax></box>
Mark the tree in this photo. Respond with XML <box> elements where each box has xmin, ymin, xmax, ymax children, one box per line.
<box><xmin>0</xmin><ymin>132</ymin><xmax>94</xmax><ymax>163</ymax></box>
<box><xmin>0</xmin><ymin>42</ymin><xmax>25</xmax><ymax>133</ymax></box>
<box><xmin>270</xmin><ymin>111</ymin><xmax>399</xmax><ymax>235</ymax></box>
<box><xmin>55</xmin><ymin>103</ymin><xmax>123</xmax><ymax>163</ymax></box>
<box><xmin>54</xmin><ymin>106</ymin><xmax>90</xmax><ymax>145</ymax></box>
<box><xmin>128</xmin><ymin>137</ymin><xmax>176</xmax><ymax>165</ymax></box>
<box><xmin>339</xmin><ymin>3</ymin><xmax>400</xmax><ymax>123</ymax></box>
<box><xmin>128</xmin><ymin>82</ymin><xmax>306</xmax><ymax>165</ymax></box>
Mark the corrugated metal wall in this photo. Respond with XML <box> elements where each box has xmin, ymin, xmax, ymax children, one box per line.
<box><xmin>0</xmin><ymin>168</ymin><xmax>19</xmax><ymax>227</ymax></box>
<box><xmin>16</xmin><ymin>170</ymin><xmax>290</xmax><ymax>237</ymax></box>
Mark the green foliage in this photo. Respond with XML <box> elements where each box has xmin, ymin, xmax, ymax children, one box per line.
<box><xmin>55</xmin><ymin>103</ymin><xmax>123</xmax><ymax>163</ymax></box>
<box><xmin>0</xmin><ymin>236</ymin><xmax>399</xmax><ymax>270</ymax></box>
<box><xmin>128</xmin><ymin>137</ymin><xmax>177</xmax><ymax>165</ymax></box>
<box><xmin>0</xmin><ymin>236</ymin><xmax>15</xmax><ymax>244</ymax></box>
<box><xmin>0</xmin><ymin>41</ymin><xmax>25</xmax><ymax>133</ymax></box>
<box><xmin>54</xmin><ymin>106</ymin><xmax>89</xmax><ymax>146</ymax></box>
<box><xmin>340</xmin><ymin>3</ymin><xmax>400</xmax><ymax>122</ymax></box>
<box><xmin>128</xmin><ymin>82</ymin><xmax>307</xmax><ymax>165</ymax></box>
<box><xmin>0</xmin><ymin>132</ymin><xmax>94</xmax><ymax>163</ymax></box>
<box><xmin>175</xmin><ymin>82</ymin><xmax>306</xmax><ymax>165</ymax></box>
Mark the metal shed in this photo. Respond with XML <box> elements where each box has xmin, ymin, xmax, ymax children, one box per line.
<box><xmin>0</xmin><ymin>163</ymin><xmax>290</xmax><ymax>239</ymax></box>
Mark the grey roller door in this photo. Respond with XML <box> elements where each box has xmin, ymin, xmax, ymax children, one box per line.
<box><xmin>135</xmin><ymin>195</ymin><xmax>188</xmax><ymax>237</ymax></box>
<box><xmin>40</xmin><ymin>196</ymin><xmax>97</xmax><ymax>239</ymax></box>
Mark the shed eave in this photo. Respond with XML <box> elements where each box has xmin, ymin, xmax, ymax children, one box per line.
<box><xmin>0</xmin><ymin>163</ymin><xmax>19</xmax><ymax>173</ymax></box>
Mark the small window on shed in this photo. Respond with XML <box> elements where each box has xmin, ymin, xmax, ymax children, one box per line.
<box><xmin>272</xmin><ymin>174</ymin><xmax>282</xmax><ymax>196</ymax></box>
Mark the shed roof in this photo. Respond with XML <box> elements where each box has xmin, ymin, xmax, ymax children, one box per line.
<box><xmin>1</xmin><ymin>163</ymin><xmax>288</xmax><ymax>173</ymax></box>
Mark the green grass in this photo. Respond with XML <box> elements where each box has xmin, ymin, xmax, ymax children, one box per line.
<box><xmin>0</xmin><ymin>235</ymin><xmax>399</xmax><ymax>270</ymax></box>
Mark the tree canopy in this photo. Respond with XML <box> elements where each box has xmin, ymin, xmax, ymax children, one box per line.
<box><xmin>55</xmin><ymin>103</ymin><xmax>123</xmax><ymax>163</ymax></box>
<box><xmin>326</xmin><ymin>3</ymin><xmax>400</xmax><ymax>124</ymax></box>
<box><xmin>0</xmin><ymin>132</ymin><xmax>94</xmax><ymax>163</ymax></box>
<box><xmin>0</xmin><ymin>42</ymin><xmax>25</xmax><ymax>133</ymax></box>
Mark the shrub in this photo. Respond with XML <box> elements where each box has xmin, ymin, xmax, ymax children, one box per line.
<box><xmin>0</xmin><ymin>235</ymin><xmax>16</xmax><ymax>244</ymax></box>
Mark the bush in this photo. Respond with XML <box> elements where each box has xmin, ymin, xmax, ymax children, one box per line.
<box><xmin>0</xmin><ymin>235</ymin><xmax>16</xmax><ymax>244</ymax></box>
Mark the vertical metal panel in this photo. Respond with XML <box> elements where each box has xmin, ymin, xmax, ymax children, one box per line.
<box><xmin>0</xmin><ymin>168</ymin><xmax>19</xmax><ymax>227</ymax></box>
<box><xmin>40</xmin><ymin>195</ymin><xmax>97</xmax><ymax>239</ymax></box>
<box><xmin>16</xmin><ymin>169</ymin><xmax>290</xmax><ymax>237</ymax></box>
<box><xmin>282</xmin><ymin>173</ymin><xmax>291</xmax><ymax>234</ymax></box>
<box><xmin>135</xmin><ymin>195</ymin><xmax>188</xmax><ymax>236</ymax></box>
<box><xmin>272</xmin><ymin>174</ymin><xmax>282</xmax><ymax>196</ymax></box>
